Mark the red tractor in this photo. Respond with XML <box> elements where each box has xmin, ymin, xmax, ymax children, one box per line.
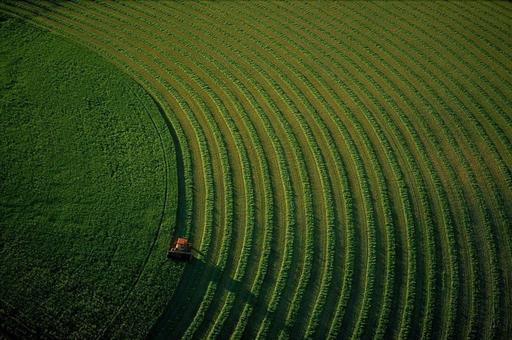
<box><xmin>167</xmin><ymin>237</ymin><xmax>193</xmax><ymax>261</ymax></box>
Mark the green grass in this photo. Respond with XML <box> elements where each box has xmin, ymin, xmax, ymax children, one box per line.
<box><xmin>0</xmin><ymin>15</ymin><xmax>180</xmax><ymax>338</ymax></box>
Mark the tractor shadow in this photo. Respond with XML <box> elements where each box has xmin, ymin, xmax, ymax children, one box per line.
<box><xmin>149</xmin><ymin>253</ymin><xmax>258</xmax><ymax>338</ymax></box>
<box><xmin>190</xmin><ymin>257</ymin><xmax>258</xmax><ymax>306</ymax></box>
<box><xmin>190</xmin><ymin>246</ymin><xmax>204</xmax><ymax>257</ymax></box>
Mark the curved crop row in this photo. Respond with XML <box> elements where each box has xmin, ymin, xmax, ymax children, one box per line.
<box><xmin>225</xmin><ymin>4</ymin><xmax>384</xmax><ymax>338</ymax></box>
<box><xmin>304</xmin><ymin>5</ymin><xmax>456</xmax><ymax>338</ymax></box>
<box><xmin>202</xmin><ymin>5</ymin><xmax>374</xmax><ymax>340</ymax></box>
<box><xmin>352</xmin><ymin>3</ymin><xmax>504</xmax><ymax>338</ymax></box>
<box><xmin>336</xmin><ymin>3</ymin><xmax>500</xmax><ymax>338</ymax></box>
<box><xmin>251</xmin><ymin>3</ymin><xmax>420</xmax><ymax>338</ymax></box>
<box><xmin>288</xmin><ymin>4</ymin><xmax>464</xmax><ymax>338</ymax></box>
<box><xmin>308</xmin><ymin>4</ymin><xmax>460</xmax><ymax>338</ymax></box>
<box><xmin>392</xmin><ymin>2</ymin><xmax>512</xmax><ymax>195</ymax></box>
<box><xmin>242</xmin><ymin>3</ymin><xmax>418</xmax><ymax>340</ymax></box>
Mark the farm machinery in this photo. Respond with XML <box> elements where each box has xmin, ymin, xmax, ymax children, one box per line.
<box><xmin>168</xmin><ymin>237</ymin><xmax>193</xmax><ymax>261</ymax></box>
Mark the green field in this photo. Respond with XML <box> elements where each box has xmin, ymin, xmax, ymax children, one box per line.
<box><xmin>0</xmin><ymin>1</ymin><xmax>511</xmax><ymax>339</ymax></box>
<box><xmin>0</xmin><ymin>14</ymin><xmax>180</xmax><ymax>339</ymax></box>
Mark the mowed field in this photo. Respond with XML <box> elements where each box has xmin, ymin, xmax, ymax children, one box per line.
<box><xmin>0</xmin><ymin>1</ymin><xmax>511</xmax><ymax>339</ymax></box>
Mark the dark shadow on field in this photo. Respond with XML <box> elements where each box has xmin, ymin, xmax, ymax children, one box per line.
<box><xmin>190</xmin><ymin>246</ymin><xmax>204</xmax><ymax>257</ymax></box>
<box><xmin>147</xmin><ymin>93</ymin><xmax>187</xmax><ymax>241</ymax></box>
<box><xmin>147</xmin><ymin>257</ymin><xmax>258</xmax><ymax>339</ymax></box>
<box><xmin>0</xmin><ymin>0</ymin><xmax>59</xmax><ymax>21</ymax></box>
<box><xmin>0</xmin><ymin>300</ymin><xmax>40</xmax><ymax>340</ymax></box>
<box><xmin>192</xmin><ymin>258</ymin><xmax>258</xmax><ymax>302</ymax></box>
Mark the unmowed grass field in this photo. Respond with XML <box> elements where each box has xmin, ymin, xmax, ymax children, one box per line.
<box><xmin>0</xmin><ymin>1</ymin><xmax>511</xmax><ymax>339</ymax></box>
<box><xmin>0</xmin><ymin>14</ymin><xmax>180</xmax><ymax>339</ymax></box>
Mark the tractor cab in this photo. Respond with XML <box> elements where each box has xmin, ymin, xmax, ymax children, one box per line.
<box><xmin>168</xmin><ymin>237</ymin><xmax>193</xmax><ymax>261</ymax></box>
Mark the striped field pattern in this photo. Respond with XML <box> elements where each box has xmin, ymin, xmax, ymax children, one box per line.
<box><xmin>2</xmin><ymin>1</ymin><xmax>511</xmax><ymax>339</ymax></box>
